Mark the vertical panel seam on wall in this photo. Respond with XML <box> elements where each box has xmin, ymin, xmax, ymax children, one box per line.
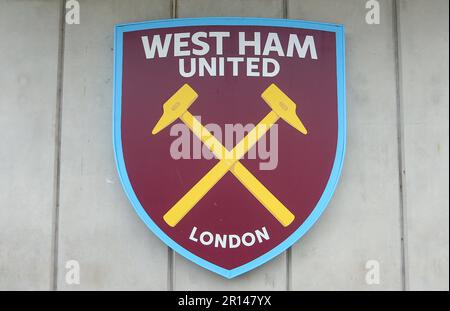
<box><xmin>167</xmin><ymin>0</ymin><xmax>177</xmax><ymax>292</ymax></box>
<box><xmin>172</xmin><ymin>0</ymin><xmax>178</xmax><ymax>18</ymax></box>
<box><xmin>393</xmin><ymin>0</ymin><xmax>408</xmax><ymax>291</ymax></box>
<box><xmin>50</xmin><ymin>0</ymin><xmax>66</xmax><ymax>291</ymax></box>
<box><xmin>283</xmin><ymin>0</ymin><xmax>291</xmax><ymax>292</ymax></box>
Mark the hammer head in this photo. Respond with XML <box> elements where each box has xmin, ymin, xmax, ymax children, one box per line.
<box><xmin>261</xmin><ymin>84</ymin><xmax>308</xmax><ymax>135</ymax></box>
<box><xmin>152</xmin><ymin>84</ymin><xmax>198</xmax><ymax>135</ymax></box>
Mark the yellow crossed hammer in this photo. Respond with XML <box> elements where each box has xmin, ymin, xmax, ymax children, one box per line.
<box><xmin>152</xmin><ymin>84</ymin><xmax>296</xmax><ymax>226</ymax></box>
<box><xmin>152</xmin><ymin>84</ymin><xmax>307</xmax><ymax>227</ymax></box>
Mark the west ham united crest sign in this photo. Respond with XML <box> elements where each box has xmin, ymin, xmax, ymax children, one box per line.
<box><xmin>113</xmin><ymin>17</ymin><xmax>346</xmax><ymax>278</ymax></box>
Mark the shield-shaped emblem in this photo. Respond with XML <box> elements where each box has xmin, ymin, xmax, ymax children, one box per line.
<box><xmin>113</xmin><ymin>17</ymin><xmax>345</xmax><ymax>278</ymax></box>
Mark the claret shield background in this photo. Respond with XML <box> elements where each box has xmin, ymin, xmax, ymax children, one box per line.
<box><xmin>114</xmin><ymin>18</ymin><xmax>345</xmax><ymax>278</ymax></box>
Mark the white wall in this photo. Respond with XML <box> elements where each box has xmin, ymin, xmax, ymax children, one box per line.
<box><xmin>0</xmin><ymin>0</ymin><xmax>448</xmax><ymax>290</ymax></box>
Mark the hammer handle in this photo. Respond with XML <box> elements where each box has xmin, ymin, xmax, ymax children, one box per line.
<box><xmin>180</xmin><ymin>112</ymin><xmax>294</xmax><ymax>227</ymax></box>
<box><xmin>163</xmin><ymin>157</ymin><xmax>236</xmax><ymax>227</ymax></box>
<box><xmin>164</xmin><ymin>111</ymin><xmax>294</xmax><ymax>227</ymax></box>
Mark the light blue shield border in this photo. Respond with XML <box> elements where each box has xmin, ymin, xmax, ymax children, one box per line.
<box><xmin>113</xmin><ymin>17</ymin><xmax>346</xmax><ymax>279</ymax></box>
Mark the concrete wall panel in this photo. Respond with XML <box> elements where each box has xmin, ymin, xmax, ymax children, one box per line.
<box><xmin>0</xmin><ymin>0</ymin><xmax>60</xmax><ymax>290</ymax></box>
<box><xmin>398</xmin><ymin>0</ymin><xmax>449</xmax><ymax>290</ymax></box>
<box><xmin>173</xmin><ymin>0</ymin><xmax>288</xmax><ymax>290</ymax></box>
<box><xmin>177</xmin><ymin>0</ymin><xmax>283</xmax><ymax>18</ymax></box>
<box><xmin>57</xmin><ymin>0</ymin><xmax>171</xmax><ymax>290</ymax></box>
<box><xmin>288</xmin><ymin>0</ymin><xmax>403</xmax><ymax>290</ymax></box>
